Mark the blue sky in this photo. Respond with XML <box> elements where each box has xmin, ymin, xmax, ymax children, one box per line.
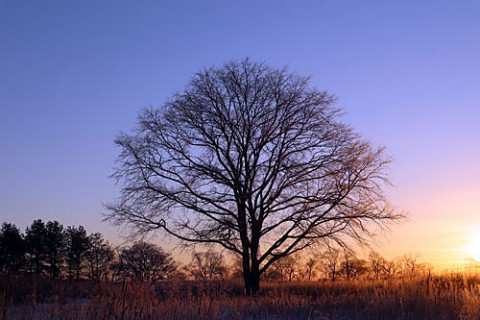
<box><xmin>1</xmin><ymin>1</ymin><xmax>479</xmax><ymax>264</ymax></box>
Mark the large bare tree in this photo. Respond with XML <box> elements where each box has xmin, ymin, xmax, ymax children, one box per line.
<box><xmin>106</xmin><ymin>59</ymin><xmax>402</xmax><ymax>294</ymax></box>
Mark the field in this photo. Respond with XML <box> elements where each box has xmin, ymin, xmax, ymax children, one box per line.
<box><xmin>2</xmin><ymin>273</ymin><xmax>480</xmax><ymax>320</ymax></box>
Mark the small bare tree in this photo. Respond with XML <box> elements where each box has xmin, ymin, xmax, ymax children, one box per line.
<box><xmin>106</xmin><ymin>59</ymin><xmax>403</xmax><ymax>294</ymax></box>
<box><xmin>187</xmin><ymin>250</ymin><xmax>227</xmax><ymax>281</ymax></box>
<box><xmin>268</xmin><ymin>255</ymin><xmax>298</xmax><ymax>281</ymax></box>
<box><xmin>339</xmin><ymin>253</ymin><xmax>368</xmax><ymax>280</ymax></box>
<box><xmin>369</xmin><ymin>251</ymin><xmax>386</xmax><ymax>280</ymax></box>
<box><xmin>117</xmin><ymin>241</ymin><xmax>176</xmax><ymax>282</ymax></box>
<box><xmin>400</xmin><ymin>254</ymin><xmax>419</xmax><ymax>278</ymax></box>
<box><xmin>382</xmin><ymin>258</ymin><xmax>400</xmax><ymax>279</ymax></box>
<box><xmin>304</xmin><ymin>256</ymin><xmax>317</xmax><ymax>281</ymax></box>
<box><xmin>320</xmin><ymin>247</ymin><xmax>341</xmax><ymax>281</ymax></box>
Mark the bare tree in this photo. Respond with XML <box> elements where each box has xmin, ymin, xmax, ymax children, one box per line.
<box><xmin>187</xmin><ymin>249</ymin><xmax>227</xmax><ymax>281</ymax></box>
<box><xmin>118</xmin><ymin>241</ymin><xmax>176</xmax><ymax>282</ymax></box>
<box><xmin>106</xmin><ymin>59</ymin><xmax>402</xmax><ymax>294</ymax></box>
<box><xmin>369</xmin><ymin>251</ymin><xmax>386</xmax><ymax>280</ymax></box>
<box><xmin>382</xmin><ymin>258</ymin><xmax>400</xmax><ymax>279</ymax></box>
<box><xmin>304</xmin><ymin>256</ymin><xmax>317</xmax><ymax>281</ymax></box>
<box><xmin>275</xmin><ymin>255</ymin><xmax>298</xmax><ymax>281</ymax></box>
<box><xmin>320</xmin><ymin>247</ymin><xmax>341</xmax><ymax>281</ymax></box>
<box><xmin>229</xmin><ymin>255</ymin><xmax>244</xmax><ymax>280</ymax></box>
<box><xmin>400</xmin><ymin>254</ymin><xmax>419</xmax><ymax>278</ymax></box>
<box><xmin>339</xmin><ymin>253</ymin><xmax>368</xmax><ymax>280</ymax></box>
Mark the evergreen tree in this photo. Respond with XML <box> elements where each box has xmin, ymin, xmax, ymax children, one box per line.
<box><xmin>25</xmin><ymin>219</ymin><xmax>47</xmax><ymax>275</ymax></box>
<box><xmin>65</xmin><ymin>225</ymin><xmax>90</xmax><ymax>280</ymax></box>
<box><xmin>85</xmin><ymin>233</ymin><xmax>114</xmax><ymax>282</ymax></box>
<box><xmin>44</xmin><ymin>221</ymin><xmax>66</xmax><ymax>278</ymax></box>
<box><xmin>0</xmin><ymin>222</ymin><xmax>25</xmax><ymax>274</ymax></box>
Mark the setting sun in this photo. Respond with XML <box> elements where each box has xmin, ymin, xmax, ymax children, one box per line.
<box><xmin>466</xmin><ymin>235</ymin><xmax>480</xmax><ymax>263</ymax></box>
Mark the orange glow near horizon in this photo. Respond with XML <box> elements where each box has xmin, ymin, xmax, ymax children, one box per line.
<box><xmin>364</xmin><ymin>178</ymin><xmax>480</xmax><ymax>271</ymax></box>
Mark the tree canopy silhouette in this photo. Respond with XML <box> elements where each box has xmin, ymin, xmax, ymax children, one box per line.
<box><xmin>106</xmin><ymin>59</ymin><xmax>402</xmax><ymax>294</ymax></box>
<box><xmin>0</xmin><ymin>222</ymin><xmax>25</xmax><ymax>274</ymax></box>
<box><xmin>117</xmin><ymin>241</ymin><xmax>176</xmax><ymax>282</ymax></box>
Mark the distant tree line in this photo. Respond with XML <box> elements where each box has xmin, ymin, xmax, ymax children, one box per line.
<box><xmin>262</xmin><ymin>249</ymin><xmax>430</xmax><ymax>282</ymax></box>
<box><xmin>0</xmin><ymin>220</ymin><xmax>429</xmax><ymax>284</ymax></box>
<box><xmin>0</xmin><ymin>220</ymin><xmax>177</xmax><ymax>283</ymax></box>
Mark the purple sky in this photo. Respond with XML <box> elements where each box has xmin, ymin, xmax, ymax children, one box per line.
<box><xmin>1</xmin><ymin>1</ymin><xmax>479</xmax><ymax>265</ymax></box>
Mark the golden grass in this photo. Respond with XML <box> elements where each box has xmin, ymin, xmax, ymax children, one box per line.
<box><xmin>2</xmin><ymin>273</ymin><xmax>480</xmax><ymax>319</ymax></box>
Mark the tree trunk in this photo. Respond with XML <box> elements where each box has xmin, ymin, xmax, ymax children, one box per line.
<box><xmin>250</xmin><ymin>266</ymin><xmax>260</xmax><ymax>294</ymax></box>
<box><xmin>243</xmin><ymin>263</ymin><xmax>261</xmax><ymax>295</ymax></box>
<box><xmin>249</xmin><ymin>220</ymin><xmax>261</xmax><ymax>295</ymax></box>
<box><xmin>243</xmin><ymin>269</ymin><xmax>251</xmax><ymax>295</ymax></box>
<box><xmin>242</xmin><ymin>248</ymin><xmax>252</xmax><ymax>295</ymax></box>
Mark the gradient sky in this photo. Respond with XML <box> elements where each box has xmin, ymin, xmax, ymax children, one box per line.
<box><xmin>1</xmin><ymin>1</ymin><xmax>479</xmax><ymax>268</ymax></box>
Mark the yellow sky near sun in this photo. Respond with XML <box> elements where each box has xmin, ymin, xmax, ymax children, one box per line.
<box><xmin>382</xmin><ymin>184</ymin><xmax>480</xmax><ymax>270</ymax></box>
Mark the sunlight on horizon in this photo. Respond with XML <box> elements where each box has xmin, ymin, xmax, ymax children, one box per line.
<box><xmin>465</xmin><ymin>234</ymin><xmax>480</xmax><ymax>263</ymax></box>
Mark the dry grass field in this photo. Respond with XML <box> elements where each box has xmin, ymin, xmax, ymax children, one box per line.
<box><xmin>2</xmin><ymin>272</ymin><xmax>480</xmax><ymax>319</ymax></box>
